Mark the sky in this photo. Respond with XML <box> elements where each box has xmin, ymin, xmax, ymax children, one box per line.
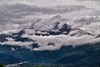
<box><xmin>0</xmin><ymin>0</ymin><xmax>100</xmax><ymax>51</ymax></box>
<box><xmin>0</xmin><ymin>0</ymin><xmax>81</xmax><ymax>7</ymax></box>
<box><xmin>0</xmin><ymin>0</ymin><xmax>98</xmax><ymax>6</ymax></box>
<box><xmin>0</xmin><ymin>0</ymin><xmax>99</xmax><ymax>10</ymax></box>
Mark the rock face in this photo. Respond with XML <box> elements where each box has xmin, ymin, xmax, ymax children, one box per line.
<box><xmin>33</xmin><ymin>15</ymin><xmax>71</xmax><ymax>36</ymax></box>
<box><xmin>69</xmin><ymin>28</ymin><xmax>95</xmax><ymax>37</ymax></box>
<box><xmin>49</xmin><ymin>23</ymin><xmax>71</xmax><ymax>35</ymax></box>
<box><xmin>34</xmin><ymin>23</ymin><xmax>71</xmax><ymax>36</ymax></box>
<box><xmin>0</xmin><ymin>34</ymin><xmax>7</xmax><ymax>42</ymax></box>
<box><xmin>11</xmin><ymin>30</ymin><xmax>34</xmax><ymax>42</ymax></box>
<box><xmin>34</xmin><ymin>15</ymin><xmax>71</xmax><ymax>36</ymax></box>
<box><xmin>12</xmin><ymin>30</ymin><xmax>25</xmax><ymax>38</ymax></box>
<box><xmin>0</xmin><ymin>0</ymin><xmax>100</xmax><ymax>66</ymax></box>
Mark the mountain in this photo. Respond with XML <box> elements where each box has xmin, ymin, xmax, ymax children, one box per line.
<box><xmin>0</xmin><ymin>14</ymin><xmax>100</xmax><ymax>51</ymax></box>
<box><xmin>0</xmin><ymin>0</ymin><xmax>100</xmax><ymax>66</ymax></box>
<box><xmin>0</xmin><ymin>42</ymin><xmax>100</xmax><ymax>67</ymax></box>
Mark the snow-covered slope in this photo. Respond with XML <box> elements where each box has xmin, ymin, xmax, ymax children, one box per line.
<box><xmin>0</xmin><ymin>0</ymin><xmax>100</xmax><ymax>51</ymax></box>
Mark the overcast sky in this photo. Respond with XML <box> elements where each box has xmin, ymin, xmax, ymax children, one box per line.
<box><xmin>0</xmin><ymin>0</ymin><xmax>81</xmax><ymax>6</ymax></box>
<box><xmin>0</xmin><ymin>0</ymin><xmax>99</xmax><ymax>10</ymax></box>
<box><xmin>0</xmin><ymin>0</ymin><xmax>100</xmax><ymax>51</ymax></box>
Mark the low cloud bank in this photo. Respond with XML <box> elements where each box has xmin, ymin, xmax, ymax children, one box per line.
<box><xmin>0</xmin><ymin>0</ymin><xmax>100</xmax><ymax>51</ymax></box>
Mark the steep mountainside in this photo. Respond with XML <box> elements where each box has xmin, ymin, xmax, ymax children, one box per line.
<box><xmin>0</xmin><ymin>0</ymin><xmax>100</xmax><ymax>66</ymax></box>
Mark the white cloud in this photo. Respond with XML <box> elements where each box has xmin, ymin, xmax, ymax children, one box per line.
<box><xmin>0</xmin><ymin>0</ymin><xmax>99</xmax><ymax>9</ymax></box>
<box><xmin>0</xmin><ymin>0</ymin><xmax>80</xmax><ymax>6</ymax></box>
<box><xmin>0</xmin><ymin>0</ymin><xmax>100</xmax><ymax>51</ymax></box>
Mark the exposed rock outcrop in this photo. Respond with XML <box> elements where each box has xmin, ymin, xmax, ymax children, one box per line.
<box><xmin>0</xmin><ymin>34</ymin><xmax>7</xmax><ymax>42</ymax></box>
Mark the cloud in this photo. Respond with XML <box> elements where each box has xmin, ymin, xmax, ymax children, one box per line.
<box><xmin>0</xmin><ymin>0</ymin><xmax>99</xmax><ymax>9</ymax></box>
<box><xmin>0</xmin><ymin>0</ymin><xmax>100</xmax><ymax>51</ymax></box>
<box><xmin>0</xmin><ymin>0</ymin><xmax>80</xmax><ymax>6</ymax></box>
